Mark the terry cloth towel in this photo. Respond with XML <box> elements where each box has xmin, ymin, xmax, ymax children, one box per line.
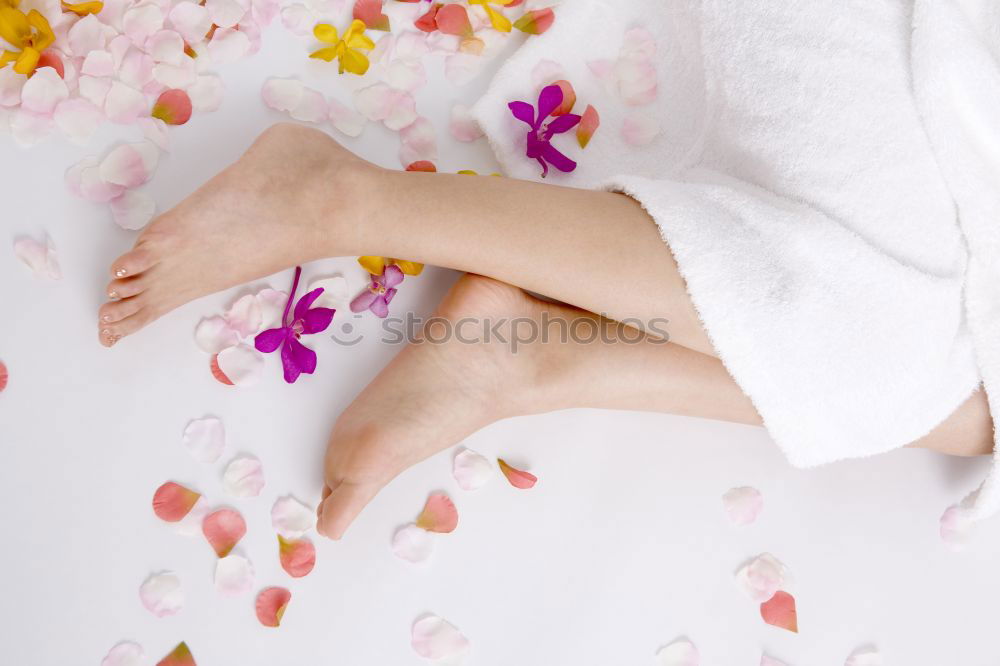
<box><xmin>473</xmin><ymin>0</ymin><xmax>999</xmax><ymax>521</ymax></box>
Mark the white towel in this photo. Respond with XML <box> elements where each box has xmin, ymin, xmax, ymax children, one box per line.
<box><xmin>474</xmin><ymin>0</ymin><xmax>998</xmax><ymax>520</ymax></box>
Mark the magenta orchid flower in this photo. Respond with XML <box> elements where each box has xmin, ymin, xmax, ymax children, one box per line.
<box><xmin>254</xmin><ymin>266</ymin><xmax>335</xmax><ymax>383</ymax></box>
<box><xmin>350</xmin><ymin>264</ymin><xmax>404</xmax><ymax>318</ymax></box>
<box><xmin>508</xmin><ymin>84</ymin><xmax>582</xmax><ymax>177</ymax></box>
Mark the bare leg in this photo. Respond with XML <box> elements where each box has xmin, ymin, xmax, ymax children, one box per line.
<box><xmin>98</xmin><ymin>124</ymin><xmax>710</xmax><ymax>354</ymax></box>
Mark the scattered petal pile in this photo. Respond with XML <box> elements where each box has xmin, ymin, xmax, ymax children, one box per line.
<box><xmin>195</xmin><ymin>288</ymin><xmax>289</xmax><ymax>386</ymax></box>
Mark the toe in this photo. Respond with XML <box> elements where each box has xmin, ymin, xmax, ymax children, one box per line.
<box><xmin>105</xmin><ymin>274</ymin><xmax>147</xmax><ymax>301</ymax></box>
<box><xmin>98</xmin><ymin>296</ymin><xmax>144</xmax><ymax>325</ymax></box>
<box><xmin>110</xmin><ymin>247</ymin><xmax>157</xmax><ymax>280</ymax></box>
<box><xmin>98</xmin><ymin>307</ymin><xmax>154</xmax><ymax>347</ymax></box>
<box><xmin>317</xmin><ymin>480</ymin><xmax>382</xmax><ymax>540</ymax></box>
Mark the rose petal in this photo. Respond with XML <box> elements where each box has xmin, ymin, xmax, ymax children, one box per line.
<box><xmin>222</xmin><ymin>455</ymin><xmax>266</xmax><ymax>497</ymax></box>
<box><xmin>261</xmin><ymin>77</ymin><xmax>303</xmax><ymax>113</ymax></box>
<box><xmin>202</xmin><ymin>507</ymin><xmax>246</xmax><ymax>557</ymax></box>
<box><xmin>188</xmin><ymin>75</ymin><xmax>224</xmax><ymax>112</ymax></box>
<box><xmin>101</xmin><ymin>642</ymin><xmax>145</xmax><ymax>666</ymax></box>
<box><xmin>392</xmin><ymin>523</ymin><xmax>435</xmax><ymax>563</ymax></box>
<box><xmin>280</xmin><ymin>3</ymin><xmax>315</xmax><ymax>35</ymax></box>
<box><xmin>411</xmin><ymin>615</ymin><xmax>470</xmax><ymax>660</ymax></box>
<box><xmin>206</xmin><ymin>0</ymin><xmax>246</xmax><ymax>28</ymax></box>
<box><xmin>735</xmin><ymin>553</ymin><xmax>786</xmax><ymax>603</ymax></box>
<box><xmin>384</xmin><ymin>59</ymin><xmax>426</xmax><ymax>93</ymax></box>
<box><xmin>452</xmin><ymin>448</ymin><xmax>493</xmax><ymax>490</ymax></box>
<box><xmin>399</xmin><ymin>116</ymin><xmax>436</xmax><ymax>167</ymax></box>
<box><xmin>271</xmin><ymin>495</ymin><xmax>315</xmax><ymax>538</ymax></box>
<box><xmin>9</xmin><ymin>109</ymin><xmax>53</xmax><ymax>147</ymax></box>
<box><xmin>760</xmin><ymin>590</ymin><xmax>798</xmax><ymax>633</ymax></box>
<box><xmin>616</xmin><ymin>56</ymin><xmax>658</xmax><ymax>106</ymax></box>
<box><xmin>498</xmin><ymin>458</ymin><xmax>537</xmax><ymax>489</ymax></box>
<box><xmin>406</xmin><ymin>160</ymin><xmax>436</xmax><ymax>172</ymax></box>
<box><xmin>435</xmin><ymin>4</ymin><xmax>472</xmax><ymax>37</ymax></box>
<box><xmin>290</xmin><ymin>87</ymin><xmax>327</xmax><ymax>123</ymax></box>
<box><xmin>308</xmin><ymin>276</ymin><xmax>349</xmax><ymax>309</ymax></box>
<box><xmin>216</xmin><ymin>344</ymin><xmax>264</xmax><ymax>386</ymax></box>
<box><xmin>761</xmin><ymin>656</ymin><xmax>788</xmax><ymax>666</ymax></box>
<box><xmin>118</xmin><ymin>50</ymin><xmax>155</xmax><ymax>91</ymax></box>
<box><xmin>169</xmin><ymin>2</ymin><xmax>212</xmax><ymax>43</ymax></box>
<box><xmin>152</xmin><ymin>89</ymin><xmax>192</xmax><ymax>125</ymax></box>
<box><xmin>153</xmin><ymin>58</ymin><xmax>197</xmax><ymax>90</ymax></box>
<box><xmin>656</xmin><ymin>639</ymin><xmax>699</xmax><ymax>666</ymax></box>
<box><xmin>172</xmin><ymin>496</ymin><xmax>210</xmax><ymax>536</ymax></box>
<box><xmin>152</xmin><ymin>481</ymin><xmax>202</xmax><ymax>521</ymax></box>
<box><xmin>353</xmin><ymin>0</ymin><xmax>389</xmax><ymax>31</ymax></box>
<box><xmin>147</xmin><ymin>30</ymin><xmax>185</xmax><ymax>64</ymax></box>
<box><xmin>20</xmin><ymin>67</ymin><xmax>68</xmax><ymax>115</ymax></box>
<box><xmin>531</xmin><ymin>59</ymin><xmax>566</xmax><ymax>89</ymax></box>
<box><xmin>940</xmin><ymin>503</ymin><xmax>976</xmax><ymax>550</ymax></box>
<box><xmin>195</xmin><ymin>315</ymin><xmax>241</xmax><ymax>354</ymax></box>
<box><xmin>82</xmin><ymin>51</ymin><xmax>115</xmax><ymax>77</ymax></box>
<box><xmin>53</xmin><ymin>98</ymin><xmax>104</xmax><ymax>145</ymax></box>
<box><xmin>621</xmin><ymin>111</ymin><xmax>661</xmax><ymax>146</ymax></box>
<box><xmin>0</xmin><ymin>67</ymin><xmax>25</xmax><ymax>107</ymax></box>
<box><xmin>139</xmin><ymin>117</ymin><xmax>171</xmax><ymax>151</ymax></box>
<box><xmin>576</xmin><ymin>104</ymin><xmax>599</xmax><ymax>148</ymax></box>
<box><xmin>513</xmin><ymin>8</ymin><xmax>554</xmax><ymax>34</ymax></box>
<box><xmin>845</xmin><ymin>647</ymin><xmax>883</xmax><ymax>666</ymax></box>
<box><xmin>449</xmin><ymin>103</ymin><xmax>483</xmax><ymax>142</ymax></box>
<box><xmin>214</xmin><ymin>553</ymin><xmax>255</xmax><ymax>596</ymax></box>
<box><xmin>68</xmin><ymin>159</ymin><xmax>126</xmax><ymax>202</ymax></box>
<box><xmin>722</xmin><ymin>486</ymin><xmax>763</xmax><ymax>526</ymax></box>
<box><xmin>415</xmin><ymin>492</ymin><xmax>458</xmax><ymax>533</ymax></box>
<box><xmin>110</xmin><ymin>190</ymin><xmax>156</xmax><ymax>230</ymax></box>
<box><xmin>0</xmin><ymin>360</ymin><xmax>7</xmax><ymax>393</ymax></box>
<box><xmin>210</xmin><ymin>354</ymin><xmax>234</xmax><ymax>385</ymax></box>
<box><xmin>182</xmin><ymin>416</ymin><xmax>226</xmax><ymax>463</ymax></box>
<box><xmin>278</xmin><ymin>534</ymin><xmax>316</xmax><ymax>577</ymax></box>
<box><xmin>156</xmin><ymin>642</ymin><xmax>195</xmax><ymax>666</ymax></box>
<box><xmin>68</xmin><ymin>14</ymin><xmax>107</xmax><ymax>56</ymax></box>
<box><xmin>207</xmin><ymin>28</ymin><xmax>250</xmax><ymax>64</ymax></box>
<box><xmin>256</xmin><ymin>587</ymin><xmax>291</xmax><ymax>627</ymax></box>
<box><xmin>256</xmin><ymin>288</ymin><xmax>288</xmax><ymax>329</ymax></box>
<box><xmin>354</xmin><ymin>83</ymin><xmax>416</xmax><ymax>130</ymax></box>
<box><xmin>138</xmin><ymin>571</ymin><xmax>183</xmax><ymax>617</ymax></box>
<box><xmin>13</xmin><ymin>236</ymin><xmax>61</xmax><ymax>280</ymax></box>
<box><xmin>79</xmin><ymin>75</ymin><xmax>112</xmax><ymax>108</ymax></box>
<box><xmin>100</xmin><ymin>142</ymin><xmax>159</xmax><ymax>188</ymax></box>
<box><xmin>124</xmin><ymin>3</ymin><xmax>165</xmax><ymax>45</ymax></box>
<box><xmin>444</xmin><ymin>53</ymin><xmax>481</xmax><ymax>86</ymax></box>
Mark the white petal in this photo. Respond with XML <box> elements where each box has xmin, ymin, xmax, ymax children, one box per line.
<box><xmin>280</xmin><ymin>3</ymin><xmax>315</xmax><ymax>34</ymax></box>
<box><xmin>722</xmin><ymin>486</ymin><xmax>763</xmax><ymax>526</ymax></box>
<box><xmin>940</xmin><ymin>503</ymin><xmax>976</xmax><ymax>550</ymax></box>
<box><xmin>101</xmin><ymin>642</ymin><xmax>147</xmax><ymax>666</ymax></box>
<box><xmin>622</xmin><ymin>27</ymin><xmax>657</xmax><ymax>60</ymax></box>
<box><xmin>444</xmin><ymin>53</ymin><xmax>482</xmax><ymax>87</ymax></box>
<box><xmin>271</xmin><ymin>495</ymin><xmax>315</xmax><ymax>539</ymax></box>
<box><xmin>621</xmin><ymin>112</ymin><xmax>661</xmax><ymax>146</ymax></box>
<box><xmin>383</xmin><ymin>92</ymin><xmax>417</xmax><ymax>131</ymax></box>
<box><xmin>224</xmin><ymin>293</ymin><xmax>263</xmax><ymax>337</ymax></box>
<box><xmin>206</xmin><ymin>0</ymin><xmax>246</xmax><ymax>28</ymax></box>
<box><xmin>222</xmin><ymin>455</ymin><xmax>266</xmax><ymax>497</ymax></box>
<box><xmin>616</xmin><ymin>56</ymin><xmax>658</xmax><ymax>106</ymax></box>
<box><xmin>308</xmin><ymin>276</ymin><xmax>349</xmax><ymax>310</ymax></box>
<box><xmin>261</xmin><ymin>77</ymin><xmax>303</xmax><ymax>113</ymax></box>
<box><xmin>9</xmin><ymin>109</ymin><xmax>52</xmax><ymax>146</ymax></box>
<box><xmin>138</xmin><ymin>572</ymin><xmax>184</xmax><ymax>617</ymax></box>
<box><xmin>216</xmin><ymin>344</ymin><xmax>264</xmax><ymax>387</ymax></box>
<box><xmin>104</xmin><ymin>81</ymin><xmax>147</xmax><ymax>125</ymax></box>
<box><xmin>384</xmin><ymin>59</ymin><xmax>426</xmax><ymax>93</ymax></box>
<box><xmin>182</xmin><ymin>416</ymin><xmax>226</xmax><ymax>463</ymax></box>
<box><xmin>392</xmin><ymin>524</ymin><xmax>435</xmax><ymax>563</ymax></box>
<box><xmin>99</xmin><ymin>142</ymin><xmax>158</xmax><ymax>188</ymax></box>
<box><xmin>449</xmin><ymin>103</ymin><xmax>483</xmax><ymax>142</ymax></box>
<box><xmin>214</xmin><ymin>554</ymin><xmax>255</xmax><ymax>596</ymax></box>
<box><xmin>123</xmin><ymin>3</ymin><xmax>165</xmax><ymax>46</ymax></box>
<box><xmin>138</xmin><ymin>117</ymin><xmax>171</xmax><ymax>151</ymax></box>
<box><xmin>255</xmin><ymin>288</ymin><xmax>288</xmax><ymax>329</ymax></box>
<box><xmin>657</xmin><ymin>639</ymin><xmax>699</xmax><ymax>666</ymax></box>
<box><xmin>761</xmin><ymin>656</ymin><xmax>788</xmax><ymax>666</ymax></box>
<box><xmin>78</xmin><ymin>75</ymin><xmax>112</xmax><ymax>107</ymax></box>
<box><xmin>845</xmin><ymin>648</ymin><xmax>883</xmax><ymax>666</ymax></box>
<box><xmin>53</xmin><ymin>98</ymin><xmax>103</xmax><ymax>145</ymax></box>
<box><xmin>147</xmin><ymin>29</ymin><xmax>185</xmax><ymax>65</ymax></box>
<box><xmin>13</xmin><ymin>236</ymin><xmax>61</xmax><ymax>280</ymax></box>
<box><xmin>289</xmin><ymin>87</ymin><xmax>327</xmax><ymax>123</ymax></box>
<box><xmin>172</xmin><ymin>496</ymin><xmax>210</xmax><ymax>537</ymax></box>
<box><xmin>206</xmin><ymin>28</ymin><xmax>250</xmax><ymax>64</ymax></box>
<box><xmin>399</xmin><ymin>116</ymin><xmax>437</xmax><ymax>167</ymax></box>
<box><xmin>118</xmin><ymin>50</ymin><xmax>155</xmax><ymax>91</ymax></box>
<box><xmin>353</xmin><ymin>83</ymin><xmax>393</xmax><ymax>122</ymax></box>
<box><xmin>735</xmin><ymin>553</ymin><xmax>786</xmax><ymax>603</ymax></box>
<box><xmin>68</xmin><ymin>14</ymin><xmax>107</xmax><ymax>56</ymax></box>
<box><xmin>168</xmin><ymin>2</ymin><xmax>212</xmax><ymax>43</ymax></box>
<box><xmin>20</xmin><ymin>66</ymin><xmax>68</xmax><ymax>115</ymax></box>
<box><xmin>411</xmin><ymin>615</ymin><xmax>470</xmax><ymax>660</ymax></box>
<box><xmin>153</xmin><ymin>58</ymin><xmax>197</xmax><ymax>89</ymax></box>
<box><xmin>452</xmin><ymin>448</ymin><xmax>493</xmax><ymax>491</ymax></box>
<box><xmin>389</xmin><ymin>30</ymin><xmax>429</xmax><ymax>61</ymax></box>
<box><xmin>81</xmin><ymin>50</ymin><xmax>115</xmax><ymax>77</ymax></box>
<box><xmin>110</xmin><ymin>190</ymin><xmax>156</xmax><ymax>230</ymax></box>
<box><xmin>188</xmin><ymin>75</ymin><xmax>224</xmax><ymax>112</ymax></box>
<box><xmin>66</xmin><ymin>158</ymin><xmax>126</xmax><ymax>202</ymax></box>
<box><xmin>530</xmin><ymin>59</ymin><xmax>566</xmax><ymax>90</ymax></box>
<box><xmin>0</xmin><ymin>66</ymin><xmax>24</xmax><ymax>107</ymax></box>
<box><xmin>328</xmin><ymin>98</ymin><xmax>365</xmax><ymax>137</ymax></box>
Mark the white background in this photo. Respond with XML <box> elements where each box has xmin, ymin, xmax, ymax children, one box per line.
<box><xmin>2</xmin><ymin>20</ymin><xmax>1000</xmax><ymax>666</ymax></box>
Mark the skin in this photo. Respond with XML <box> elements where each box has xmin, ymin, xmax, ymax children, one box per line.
<box><xmin>98</xmin><ymin>124</ymin><xmax>996</xmax><ymax>539</ymax></box>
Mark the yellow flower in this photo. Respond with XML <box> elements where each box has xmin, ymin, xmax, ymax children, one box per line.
<box><xmin>0</xmin><ymin>7</ymin><xmax>55</xmax><ymax>75</ymax></box>
<box><xmin>309</xmin><ymin>19</ymin><xmax>374</xmax><ymax>75</ymax></box>
<box><xmin>469</xmin><ymin>0</ymin><xmax>513</xmax><ymax>32</ymax></box>
<box><xmin>358</xmin><ymin>256</ymin><xmax>424</xmax><ymax>277</ymax></box>
<box><xmin>61</xmin><ymin>0</ymin><xmax>103</xmax><ymax>17</ymax></box>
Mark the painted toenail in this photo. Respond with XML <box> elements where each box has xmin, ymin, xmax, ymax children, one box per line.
<box><xmin>108</xmin><ymin>290</ymin><xmax>119</xmax><ymax>299</ymax></box>
<box><xmin>101</xmin><ymin>314</ymin><xmax>111</xmax><ymax>322</ymax></box>
<box><xmin>115</xmin><ymin>268</ymin><xmax>127</xmax><ymax>277</ymax></box>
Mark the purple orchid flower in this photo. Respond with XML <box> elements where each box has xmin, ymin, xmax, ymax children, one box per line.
<box><xmin>350</xmin><ymin>264</ymin><xmax>404</xmax><ymax>318</ymax></box>
<box><xmin>508</xmin><ymin>84</ymin><xmax>582</xmax><ymax>178</ymax></box>
<box><xmin>254</xmin><ymin>266</ymin><xmax>335</xmax><ymax>383</ymax></box>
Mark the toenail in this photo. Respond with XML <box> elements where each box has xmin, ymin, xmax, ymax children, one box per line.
<box><xmin>101</xmin><ymin>328</ymin><xmax>111</xmax><ymax>336</ymax></box>
<box><xmin>109</xmin><ymin>335</ymin><xmax>120</xmax><ymax>346</ymax></box>
<box><xmin>101</xmin><ymin>314</ymin><xmax>111</xmax><ymax>322</ymax></box>
<box><xmin>108</xmin><ymin>290</ymin><xmax>119</xmax><ymax>299</ymax></box>
<box><xmin>115</xmin><ymin>268</ymin><xmax>127</xmax><ymax>277</ymax></box>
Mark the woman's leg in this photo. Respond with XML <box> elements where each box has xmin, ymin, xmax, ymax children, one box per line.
<box><xmin>98</xmin><ymin>124</ymin><xmax>712</xmax><ymax>355</ymax></box>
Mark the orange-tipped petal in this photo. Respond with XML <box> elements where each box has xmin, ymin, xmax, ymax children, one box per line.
<box><xmin>156</xmin><ymin>642</ymin><xmax>196</xmax><ymax>666</ymax></box>
<box><xmin>202</xmin><ymin>508</ymin><xmax>246</xmax><ymax>557</ymax></box>
<box><xmin>405</xmin><ymin>160</ymin><xmax>436</xmax><ymax>172</ymax></box>
<box><xmin>760</xmin><ymin>590</ymin><xmax>798</xmax><ymax>633</ymax></box>
<box><xmin>153</xmin><ymin>482</ymin><xmax>202</xmax><ymax>522</ymax></box>
<box><xmin>577</xmin><ymin>104</ymin><xmax>599</xmax><ymax>148</ymax></box>
<box><xmin>498</xmin><ymin>458</ymin><xmax>537</xmax><ymax>489</ymax></box>
<box><xmin>353</xmin><ymin>0</ymin><xmax>389</xmax><ymax>31</ymax></box>
<box><xmin>36</xmin><ymin>51</ymin><xmax>64</xmax><ymax>78</ymax></box>
<box><xmin>358</xmin><ymin>256</ymin><xmax>388</xmax><ymax>274</ymax></box>
<box><xmin>152</xmin><ymin>88</ymin><xmax>192</xmax><ymax>125</ymax></box>
<box><xmin>513</xmin><ymin>8</ymin><xmax>554</xmax><ymax>35</ymax></box>
<box><xmin>415</xmin><ymin>493</ymin><xmax>458</xmax><ymax>533</ymax></box>
<box><xmin>210</xmin><ymin>354</ymin><xmax>234</xmax><ymax>385</ymax></box>
<box><xmin>256</xmin><ymin>587</ymin><xmax>291</xmax><ymax>627</ymax></box>
<box><xmin>414</xmin><ymin>3</ymin><xmax>440</xmax><ymax>32</ymax></box>
<box><xmin>551</xmin><ymin>80</ymin><xmax>576</xmax><ymax>115</ymax></box>
<box><xmin>0</xmin><ymin>360</ymin><xmax>7</xmax><ymax>393</ymax></box>
<box><xmin>278</xmin><ymin>535</ymin><xmax>316</xmax><ymax>578</ymax></box>
<box><xmin>435</xmin><ymin>4</ymin><xmax>473</xmax><ymax>37</ymax></box>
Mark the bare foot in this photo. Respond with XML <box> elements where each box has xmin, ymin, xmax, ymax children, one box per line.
<box><xmin>97</xmin><ymin>123</ymin><xmax>375</xmax><ymax>347</ymax></box>
<box><xmin>317</xmin><ymin>273</ymin><xmax>567</xmax><ymax>539</ymax></box>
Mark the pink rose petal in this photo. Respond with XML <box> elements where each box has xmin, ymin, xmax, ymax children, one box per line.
<box><xmin>531</xmin><ymin>59</ymin><xmax>566</xmax><ymax>89</ymax></box>
<box><xmin>139</xmin><ymin>117</ymin><xmax>171</xmax><ymax>151</ymax></box>
<box><xmin>760</xmin><ymin>590</ymin><xmax>798</xmax><ymax>633</ymax></box>
<box><xmin>172</xmin><ymin>496</ymin><xmax>210</xmax><ymax>537</ymax></box>
<box><xmin>67</xmin><ymin>158</ymin><xmax>127</xmax><ymax>202</ymax></box>
<box><xmin>328</xmin><ymin>98</ymin><xmax>365</xmax><ymax>137</ymax></box>
<box><xmin>194</xmin><ymin>315</ymin><xmax>241</xmax><ymax>353</ymax></box>
<box><xmin>498</xmin><ymin>458</ymin><xmax>537</xmax><ymax>489</ymax></box>
<box><xmin>214</xmin><ymin>553</ymin><xmax>255</xmax><ymax>596</ymax></box>
<box><xmin>449</xmin><ymin>103</ymin><xmax>482</xmax><ymax>142</ymax></box>
<box><xmin>0</xmin><ymin>67</ymin><xmax>24</xmax><ymax>107</ymax></box>
<box><xmin>156</xmin><ymin>642</ymin><xmax>195</xmax><ymax>666</ymax></box>
<box><xmin>392</xmin><ymin>523</ymin><xmax>435</xmax><ymax>563</ymax></box>
<box><xmin>621</xmin><ymin>112</ymin><xmax>660</xmax><ymax>146</ymax></box>
<box><xmin>0</xmin><ymin>360</ymin><xmax>7</xmax><ymax>393</ymax></box>
<box><xmin>79</xmin><ymin>75</ymin><xmax>112</xmax><ymax>107</ymax></box>
<box><xmin>255</xmin><ymin>587</ymin><xmax>291</xmax><ymax>627</ymax></box>
<box><xmin>354</xmin><ymin>83</ymin><xmax>417</xmax><ymax>130</ymax></box>
<box><xmin>105</xmin><ymin>81</ymin><xmax>148</xmax><ymax>124</ymax></box>
<box><xmin>443</xmin><ymin>53</ymin><xmax>481</xmax><ymax>86</ymax></box>
<box><xmin>81</xmin><ymin>50</ymin><xmax>115</xmax><ymax>77</ymax></box>
<box><xmin>576</xmin><ymin>104</ymin><xmax>600</xmax><ymax>149</ymax></box>
<box><xmin>147</xmin><ymin>30</ymin><xmax>185</xmax><ymax>65</ymax></box>
<box><xmin>101</xmin><ymin>642</ymin><xmax>145</xmax><ymax>666</ymax></box>
<box><xmin>616</xmin><ymin>56</ymin><xmax>658</xmax><ymax>106</ymax></box>
<box><xmin>206</xmin><ymin>0</ymin><xmax>247</xmax><ymax>28</ymax></box>
<box><xmin>110</xmin><ymin>190</ymin><xmax>156</xmax><ymax>230</ymax></box>
<box><xmin>202</xmin><ymin>507</ymin><xmax>247</xmax><ymax>557</ymax></box>
<box><xmin>216</xmin><ymin>344</ymin><xmax>264</xmax><ymax>386</ymax></box>
<box><xmin>153</xmin><ymin>58</ymin><xmax>197</xmax><ymax>89</ymax></box>
<box><xmin>153</xmin><ymin>481</ymin><xmax>202</xmax><ymax>521</ymax></box>
<box><xmin>99</xmin><ymin>142</ymin><xmax>159</xmax><ymax>188</ymax></box>
<box><xmin>308</xmin><ymin>276</ymin><xmax>349</xmax><ymax>309</ymax></box>
<box><xmin>761</xmin><ymin>656</ymin><xmax>788</xmax><ymax>666</ymax></box>
<box><xmin>168</xmin><ymin>2</ymin><xmax>212</xmax><ymax>43</ymax></box>
<box><xmin>9</xmin><ymin>109</ymin><xmax>54</xmax><ymax>147</ymax></box>
<box><xmin>411</xmin><ymin>615</ymin><xmax>470</xmax><ymax>660</ymax></box>
<box><xmin>289</xmin><ymin>87</ymin><xmax>327</xmax><ymax>123</ymax></box>
<box><xmin>399</xmin><ymin>116</ymin><xmax>436</xmax><ymax>167</ymax></box>
<box><xmin>280</xmin><ymin>3</ymin><xmax>315</xmax><ymax>35</ymax></box>
<box><xmin>415</xmin><ymin>493</ymin><xmax>458</xmax><ymax>533</ymax></box>
<box><xmin>452</xmin><ymin>448</ymin><xmax>492</xmax><ymax>490</ymax></box>
<box><xmin>123</xmin><ymin>3</ymin><xmax>165</xmax><ymax>46</ymax></box>
<box><xmin>224</xmin><ymin>293</ymin><xmax>262</xmax><ymax>337</ymax></box>
<box><xmin>139</xmin><ymin>571</ymin><xmax>184</xmax><ymax>617</ymax></box>
<box><xmin>940</xmin><ymin>503</ymin><xmax>976</xmax><ymax>550</ymax></box>
<box><xmin>53</xmin><ymin>97</ymin><xmax>103</xmax><ymax>145</ymax></box>
<box><xmin>68</xmin><ymin>14</ymin><xmax>107</xmax><ymax>56</ymax></box>
<box><xmin>722</xmin><ymin>486</ymin><xmax>763</xmax><ymax>526</ymax></box>
<box><xmin>278</xmin><ymin>535</ymin><xmax>316</xmax><ymax>577</ymax></box>
<box><xmin>656</xmin><ymin>638</ymin><xmax>699</xmax><ymax>666</ymax></box>
<box><xmin>188</xmin><ymin>75</ymin><xmax>224</xmax><ymax>112</ymax></box>
<box><xmin>14</xmin><ymin>235</ymin><xmax>61</xmax><ymax>280</ymax></box>
<box><xmin>119</xmin><ymin>50</ymin><xmax>156</xmax><ymax>91</ymax></box>
<box><xmin>271</xmin><ymin>495</ymin><xmax>315</xmax><ymax>538</ymax></box>
<box><xmin>261</xmin><ymin>77</ymin><xmax>303</xmax><ymax>113</ymax></box>
<box><xmin>20</xmin><ymin>67</ymin><xmax>68</xmax><ymax>115</ymax></box>
<box><xmin>736</xmin><ymin>553</ymin><xmax>787</xmax><ymax>603</ymax></box>
<box><xmin>222</xmin><ymin>455</ymin><xmax>266</xmax><ymax>497</ymax></box>
<box><xmin>845</xmin><ymin>647</ymin><xmax>882</xmax><ymax>666</ymax></box>
<box><xmin>182</xmin><ymin>416</ymin><xmax>226</xmax><ymax>463</ymax></box>
<box><xmin>256</xmin><ymin>288</ymin><xmax>287</xmax><ymax>329</ymax></box>
<box><xmin>207</xmin><ymin>28</ymin><xmax>250</xmax><ymax>64</ymax></box>
<box><xmin>384</xmin><ymin>59</ymin><xmax>426</xmax><ymax>92</ymax></box>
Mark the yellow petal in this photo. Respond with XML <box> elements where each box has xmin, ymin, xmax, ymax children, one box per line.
<box><xmin>13</xmin><ymin>45</ymin><xmax>38</xmax><ymax>74</ymax></box>
<box><xmin>27</xmin><ymin>9</ymin><xmax>54</xmax><ymax>49</ymax></box>
<box><xmin>341</xmin><ymin>48</ymin><xmax>369</xmax><ymax>75</ymax></box>
<box><xmin>313</xmin><ymin>23</ymin><xmax>337</xmax><ymax>43</ymax></box>
<box><xmin>358</xmin><ymin>256</ymin><xmax>387</xmax><ymax>275</ymax></box>
<box><xmin>0</xmin><ymin>6</ymin><xmax>30</xmax><ymax>46</ymax></box>
<box><xmin>484</xmin><ymin>5</ymin><xmax>511</xmax><ymax>32</ymax></box>
<box><xmin>347</xmin><ymin>18</ymin><xmax>366</xmax><ymax>36</ymax></box>
<box><xmin>346</xmin><ymin>32</ymin><xmax>373</xmax><ymax>50</ymax></box>
<box><xmin>61</xmin><ymin>0</ymin><xmax>103</xmax><ymax>16</ymax></box>
<box><xmin>308</xmin><ymin>46</ymin><xmax>339</xmax><ymax>61</ymax></box>
<box><xmin>0</xmin><ymin>49</ymin><xmax>19</xmax><ymax>67</ymax></box>
<box><xmin>394</xmin><ymin>260</ymin><xmax>424</xmax><ymax>276</ymax></box>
